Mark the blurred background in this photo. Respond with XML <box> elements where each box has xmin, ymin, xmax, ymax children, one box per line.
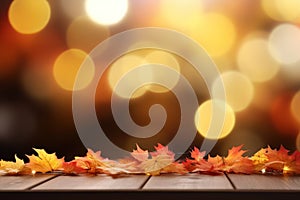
<box><xmin>0</xmin><ymin>0</ymin><xmax>300</xmax><ymax>161</ymax></box>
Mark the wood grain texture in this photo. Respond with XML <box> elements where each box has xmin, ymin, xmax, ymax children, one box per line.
<box><xmin>143</xmin><ymin>173</ymin><xmax>233</xmax><ymax>190</ymax></box>
<box><xmin>0</xmin><ymin>175</ymin><xmax>55</xmax><ymax>190</ymax></box>
<box><xmin>228</xmin><ymin>174</ymin><xmax>300</xmax><ymax>190</ymax></box>
<box><xmin>32</xmin><ymin>174</ymin><xmax>149</xmax><ymax>190</ymax></box>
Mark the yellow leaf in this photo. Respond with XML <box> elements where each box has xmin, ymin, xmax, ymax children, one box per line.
<box><xmin>140</xmin><ymin>154</ymin><xmax>173</xmax><ymax>175</ymax></box>
<box><xmin>0</xmin><ymin>155</ymin><xmax>25</xmax><ymax>175</ymax></box>
<box><xmin>26</xmin><ymin>148</ymin><xmax>64</xmax><ymax>173</ymax></box>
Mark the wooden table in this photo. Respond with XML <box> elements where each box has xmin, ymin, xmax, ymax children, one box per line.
<box><xmin>0</xmin><ymin>173</ymin><xmax>299</xmax><ymax>200</ymax></box>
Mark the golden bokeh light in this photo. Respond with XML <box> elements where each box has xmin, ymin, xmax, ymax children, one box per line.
<box><xmin>291</xmin><ymin>91</ymin><xmax>300</xmax><ymax>124</ymax></box>
<box><xmin>194</xmin><ymin>99</ymin><xmax>236</xmax><ymax>139</ymax></box>
<box><xmin>212</xmin><ymin>71</ymin><xmax>254</xmax><ymax>112</ymax></box>
<box><xmin>237</xmin><ymin>37</ymin><xmax>279</xmax><ymax>82</ymax></box>
<box><xmin>108</xmin><ymin>54</ymin><xmax>152</xmax><ymax>99</ymax></box>
<box><xmin>53</xmin><ymin>49</ymin><xmax>95</xmax><ymax>91</ymax></box>
<box><xmin>8</xmin><ymin>0</ymin><xmax>51</xmax><ymax>34</ymax></box>
<box><xmin>190</xmin><ymin>13</ymin><xmax>236</xmax><ymax>57</ymax></box>
<box><xmin>66</xmin><ymin>16</ymin><xmax>110</xmax><ymax>52</ymax></box>
<box><xmin>262</xmin><ymin>0</ymin><xmax>300</xmax><ymax>22</ymax></box>
<box><xmin>268</xmin><ymin>24</ymin><xmax>300</xmax><ymax>65</ymax></box>
<box><xmin>85</xmin><ymin>0</ymin><xmax>128</xmax><ymax>25</ymax></box>
<box><xmin>144</xmin><ymin>50</ymin><xmax>180</xmax><ymax>93</ymax></box>
<box><xmin>157</xmin><ymin>0</ymin><xmax>203</xmax><ymax>31</ymax></box>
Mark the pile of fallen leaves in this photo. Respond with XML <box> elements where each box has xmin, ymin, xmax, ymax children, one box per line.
<box><xmin>1</xmin><ymin>144</ymin><xmax>300</xmax><ymax>176</ymax></box>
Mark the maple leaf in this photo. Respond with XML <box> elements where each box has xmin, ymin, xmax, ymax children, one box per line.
<box><xmin>151</xmin><ymin>143</ymin><xmax>175</xmax><ymax>159</ymax></box>
<box><xmin>140</xmin><ymin>154</ymin><xmax>174</xmax><ymax>175</ymax></box>
<box><xmin>161</xmin><ymin>162</ymin><xmax>188</xmax><ymax>174</ymax></box>
<box><xmin>131</xmin><ymin>144</ymin><xmax>149</xmax><ymax>162</ymax></box>
<box><xmin>263</xmin><ymin>145</ymin><xmax>300</xmax><ymax>174</ymax></box>
<box><xmin>250</xmin><ymin>148</ymin><xmax>268</xmax><ymax>172</ymax></box>
<box><xmin>26</xmin><ymin>148</ymin><xmax>64</xmax><ymax>173</ymax></box>
<box><xmin>190</xmin><ymin>147</ymin><xmax>206</xmax><ymax>162</ymax></box>
<box><xmin>223</xmin><ymin>145</ymin><xmax>254</xmax><ymax>174</ymax></box>
<box><xmin>206</xmin><ymin>155</ymin><xmax>224</xmax><ymax>173</ymax></box>
<box><xmin>139</xmin><ymin>143</ymin><xmax>176</xmax><ymax>175</ymax></box>
<box><xmin>74</xmin><ymin>149</ymin><xmax>105</xmax><ymax>174</ymax></box>
<box><xmin>184</xmin><ymin>147</ymin><xmax>214</xmax><ymax>173</ymax></box>
<box><xmin>0</xmin><ymin>155</ymin><xmax>28</xmax><ymax>175</ymax></box>
<box><xmin>289</xmin><ymin>151</ymin><xmax>300</xmax><ymax>174</ymax></box>
<box><xmin>62</xmin><ymin>161</ymin><xmax>86</xmax><ymax>174</ymax></box>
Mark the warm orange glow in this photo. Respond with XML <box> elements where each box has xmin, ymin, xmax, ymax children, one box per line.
<box><xmin>53</xmin><ymin>49</ymin><xmax>95</xmax><ymax>91</ymax></box>
<box><xmin>8</xmin><ymin>0</ymin><xmax>51</xmax><ymax>34</ymax></box>
<box><xmin>296</xmin><ymin>133</ymin><xmax>300</xmax><ymax>151</ymax></box>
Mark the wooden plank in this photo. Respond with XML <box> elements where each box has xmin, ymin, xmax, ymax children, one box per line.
<box><xmin>0</xmin><ymin>175</ymin><xmax>55</xmax><ymax>190</ymax></box>
<box><xmin>228</xmin><ymin>174</ymin><xmax>300</xmax><ymax>190</ymax></box>
<box><xmin>32</xmin><ymin>174</ymin><xmax>149</xmax><ymax>190</ymax></box>
<box><xmin>143</xmin><ymin>173</ymin><xmax>233</xmax><ymax>190</ymax></box>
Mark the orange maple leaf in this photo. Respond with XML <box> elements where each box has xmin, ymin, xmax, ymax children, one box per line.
<box><xmin>26</xmin><ymin>149</ymin><xmax>64</xmax><ymax>173</ymax></box>
<box><xmin>263</xmin><ymin>145</ymin><xmax>300</xmax><ymax>174</ymax></box>
<box><xmin>74</xmin><ymin>149</ymin><xmax>104</xmax><ymax>174</ymax></box>
<box><xmin>223</xmin><ymin>145</ymin><xmax>254</xmax><ymax>174</ymax></box>
<box><xmin>62</xmin><ymin>161</ymin><xmax>86</xmax><ymax>174</ymax></box>
<box><xmin>131</xmin><ymin>144</ymin><xmax>149</xmax><ymax>162</ymax></box>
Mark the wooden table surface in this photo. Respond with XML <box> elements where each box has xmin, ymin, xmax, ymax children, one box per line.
<box><xmin>1</xmin><ymin>173</ymin><xmax>300</xmax><ymax>200</ymax></box>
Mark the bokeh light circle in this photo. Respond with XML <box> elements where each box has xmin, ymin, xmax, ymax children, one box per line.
<box><xmin>212</xmin><ymin>71</ymin><xmax>254</xmax><ymax>112</ymax></box>
<box><xmin>262</xmin><ymin>0</ymin><xmax>300</xmax><ymax>22</ymax></box>
<box><xmin>194</xmin><ymin>99</ymin><xmax>235</xmax><ymax>139</ymax></box>
<box><xmin>8</xmin><ymin>0</ymin><xmax>51</xmax><ymax>34</ymax></box>
<box><xmin>144</xmin><ymin>50</ymin><xmax>180</xmax><ymax>93</ymax></box>
<box><xmin>268</xmin><ymin>24</ymin><xmax>300</xmax><ymax>65</ymax></box>
<box><xmin>53</xmin><ymin>49</ymin><xmax>95</xmax><ymax>91</ymax></box>
<box><xmin>237</xmin><ymin>37</ymin><xmax>279</xmax><ymax>82</ymax></box>
<box><xmin>85</xmin><ymin>0</ymin><xmax>128</xmax><ymax>25</ymax></box>
<box><xmin>108</xmin><ymin>54</ymin><xmax>151</xmax><ymax>99</ymax></box>
<box><xmin>190</xmin><ymin>13</ymin><xmax>236</xmax><ymax>58</ymax></box>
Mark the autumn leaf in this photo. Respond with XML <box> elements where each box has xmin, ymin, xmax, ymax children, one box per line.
<box><xmin>26</xmin><ymin>148</ymin><xmax>64</xmax><ymax>173</ymax></box>
<box><xmin>74</xmin><ymin>149</ymin><xmax>104</xmax><ymax>174</ymax></box>
<box><xmin>131</xmin><ymin>144</ymin><xmax>149</xmax><ymax>162</ymax></box>
<box><xmin>140</xmin><ymin>154</ymin><xmax>174</xmax><ymax>175</ymax></box>
<box><xmin>289</xmin><ymin>151</ymin><xmax>300</xmax><ymax>174</ymax></box>
<box><xmin>263</xmin><ymin>145</ymin><xmax>300</xmax><ymax>174</ymax></box>
<box><xmin>206</xmin><ymin>155</ymin><xmax>224</xmax><ymax>173</ymax></box>
<box><xmin>190</xmin><ymin>147</ymin><xmax>206</xmax><ymax>162</ymax></box>
<box><xmin>250</xmin><ymin>148</ymin><xmax>268</xmax><ymax>173</ymax></box>
<box><xmin>62</xmin><ymin>161</ymin><xmax>86</xmax><ymax>174</ymax></box>
<box><xmin>151</xmin><ymin>143</ymin><xmax>175</xmax><ymax>159</ymax></box>
<box><xmin>223</xmin><ymin>145</ymin><xmax>254</xmax><ymax>174</ymax></box>
<box><xmin>139</xmin><ymin>143</ymin><xmax>176</xmax><ymax>175</ymax></box>
<box><xmin>0</xmin><ymin>155</ymin><xmax>28</xmax><ymax>175</ymax></box>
